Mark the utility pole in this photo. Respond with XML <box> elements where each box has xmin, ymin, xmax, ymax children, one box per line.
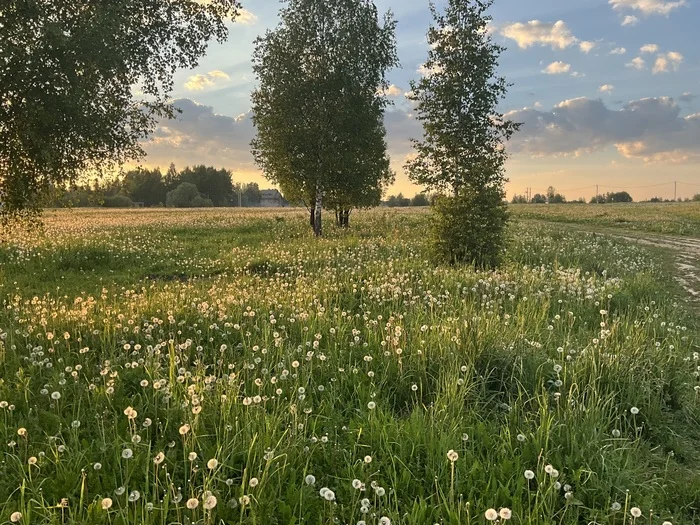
<box><xmin>596</xmin><ymin>184</ymin><xmax>599</xmax><ymax>204</ymax></box>
<box><xmin>674</xmin><ymin>181</ymin><xmax>677</xmax><ymax>201</ymax></box>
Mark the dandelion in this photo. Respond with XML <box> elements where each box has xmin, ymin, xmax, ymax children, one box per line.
<box><xmin>154</xmin><ymin>452</ymin><xmax>165</xmax><ymax>465</ymax></box>
<box><xmin>93</xmin><ymin>462</ymin><xmax>102</xmax><ymax>470</ymax></box>
<box><xmin>207</xmin><ymin>458</ymin><xmax>218</xmax><ymax>469</ymax></box>
<box><xmin>524</xmin><ymin>470</ymin><xmax>535</xmax><ymax>480</ymax></box>
<box><xmin>101</xmin><ymin>498</ymin><xmax>113</xmax><ymax>510</ymax></box>
<box><xmin>485</xmin><ymin>508</ymin><xmax>499</xmax><ymax>521</ymax></box>
<box><xmin>203</xmin><ymin>494</ymin><xmax>217</xmax><ymax>509</ymax></box>
<box><xmin>364</xmin><ymin>455</ymin><xmax>372</xmax><ymax>464</ymax></box>
<box><xmin>411</xmin><ymin>384</ymin><xmax>418</xmax><ymax>391</ymax></box>
<box><xmin>305</xmin><ymin>474</ymin><xmax>316</xmax><ymax>485</ymax></box>
<box><xmin>239</xmin><ymin>495</ymin><xmax>250</xmax><ymax>506</ymax></box>
<box><xmin>10</xmin><ymin>511</ymin><xmax>22</xmax><ymax>522</ymax></box>
<box><xmin>630</xmin><ymin>407</ymin><xmax>640</xmax><ymax>415</ymax></box>
<box><xmin>179</xmin><ymin>424</ymin><xmax>190</xmax><ymax>435</ymax></box>
<box><xmin>128</xmin><ymin>490</ymin><xmax>140</xmax><ymax>502</ymax></box>
<box><xmin>375</xmin><ymin>486</ymin><xmax>386</xmax><ymax>497</ymax></box>
<box><xmin>249</xmin><ymin>477</ymin><xmax>259</xmax><ymax>487</ymax></box>
<box><xmin>447</xmin><ymin>449</ymin><xmax>459</xmax><ymax>462</ymax></box>
<box><xmin>517</xmin><ymin>433</ymin><xmax>526</xmax><ymax>442</ymax></box>
<box><xmin>121</xmin><ymin>448</ymin><xmax>133</xmax><ymax>459</ymax></box>
<box><xmin>188</xmin><ymin>452</ymin><xmax>197</xmax><ymax>461</ymax></box>
<box><xmin>630</xmin><ymin>507</ymin><xmax>642</xmax><ymax>518</ymax></box>
<box><xmin>17</xmin><ymin>428</ymin><xmax>27</xmax><ymax>437</ymax></box>
<box><xmin>51</xmin><ymin>391</ymin><xmax>61</xmax><ymax>400</ymax></box>
<box><xmin>612</xmin><ymin>429</ymin><xmax>621</xmax><ymax>438</ymax></box>
<box><xmin>123</xmin><ymin>406</ymin><xmax>137</xmax><ymax>419</ymax></box>
<box><xmin>186</xmin><ymin>498</ymin><xmax>199</xmax><ymax>509</ymax></box>
<box><xmin>352</xmin><ymin>479</ymin><xmax>362</xmax><ymax>489</ymax></box>
<box><xmin>499</xmin><ymin>508</ymin><xmax>512</xmax><ymax>520</ymax></box>
<box><xmin>28</xmin><ymin>457</ymin><xmax>37</xmax><ymax>465</ymax></box>
<box><xmin>367</xmin><ymin>401</ymin><xmax>376</xmax><ymax>410</ymax></box>
<box><xmin>611</xmin><ymin>502</ymin><xmax>622</xmax><ymax>511</ymax></box>
<box><xmin>379</xmin><ymin>517</ymin><xmax>391</xmax><ymax>525</ymax></box>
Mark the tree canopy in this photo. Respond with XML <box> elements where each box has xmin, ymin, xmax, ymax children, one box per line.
<box><xmin>251</xmin><ymin>0</ymin><xmax>398</xmax><ymax>235</ymax></box>
<box><xmin>0</xmin><ymin>0</ymin><xmax>240</xmax><ymax>221</ymax></box>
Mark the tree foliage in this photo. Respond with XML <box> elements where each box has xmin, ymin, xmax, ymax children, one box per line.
<box><xmin>0</xmin><ymin>0</ymin><xmax>240</xmax><ymax>221</ymax></box>
<box><xmin>251</xmin><ymin>0</ymin><xmax>398</xmax><ymax>235</ymax></box>
<box><xmin>166</xmin><ymin>182</ymin><xmax>213</xmax><ymax>208</ymax></box>
<box><xmin>406</xmin><ymin>0</ymin><xmax>519</xmax><ymax>267</ymax></box>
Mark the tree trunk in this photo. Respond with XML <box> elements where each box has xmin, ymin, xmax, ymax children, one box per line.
<box><xmin>335</xmin><ymin>209</ymin><xmax>340</xmax><ymax>227</ymax></box>
<box><xmin>342</xmin><ymin>209</ymin><xmax>350</xmax><ymax>228</ymax></box>
<box><xmin>310</xmin><ymin>205</ymin><xmax>315</xmax><ymax>228</ymax></box>
<box><xmin>314</xmin><ymin>182</ymin><xmax>322</xmax><ymax>237</ymax></box>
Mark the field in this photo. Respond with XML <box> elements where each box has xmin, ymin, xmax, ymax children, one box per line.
<box><xmin>1</xmin><ymin>208</ymin><xmax>699</xmax><ymax>525</ymax></box>
<box><xmin>510</xmin><ymin>202</ymin><xmax>700</xmax><ymax>237</ymax></box>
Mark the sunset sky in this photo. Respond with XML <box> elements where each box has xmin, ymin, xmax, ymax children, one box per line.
<box><xmin>142</xmin><ymin>0</ymin><xmax>700</xmax><ymax>201</ymax></box>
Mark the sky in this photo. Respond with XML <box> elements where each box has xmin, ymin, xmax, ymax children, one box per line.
<box><xmin>141</xmin><ymin>0</ymin><xmax>700</xmax><ymax>201</ymax></box>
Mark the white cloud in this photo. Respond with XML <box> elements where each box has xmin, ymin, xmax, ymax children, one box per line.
<box><xmin>542</xmin><ymin>61</ymin><xmax>571</xmax><ymax>75</ymax></box>
<box><xmin>380</xmin><ymin>84</ymin><xmax>404</xmax><ymax>97</ymax></box>
<box><xmin>652</xmin><ymin>51</ymin><xmax>683</xmax><ymax>73</ymax></box>
<box><xmin>626</xmin><ymin>57</ymin><xmax>646</xmax><ymax>70</ymax></box>
<box><xmin>579</xmin><ymin>41</ymin><xmax>596</xmax><ymax>53</ymax></box>
<box><xmin>504</xmin><ymin>96</ymin><xmax>700</xmax><ymax>163</ymax></box>
<box><xmin>571</xmin><ymin>71</ymin><xmax>586</xmax><ymax>78</ymax></box>
<box><xmin>610</xmin><ymin>0</ymin><xmax>687</xmax><ymax>16</ymax></box>
<box><xmin>184</xmin><ymin>70</ymin><xmax>230</xmax><ymax>91</ymax></box>
<box><xmin>599</xmin><ymin>84</ymin><xmax>615</xmax><ymax>93</ymax></box>
<box><xmin>417</xmin><ymin>63</ymin><xmax>443</xmax><ymax>77</ymax></box>
<box><xmin>621</xmin><ymin>15</ymin><xmax>639</xmax><ymax>25</ymax></box>
<box><xmin>500</xmin><ymin>20</ymin><xmax>577</xmax><ymax>50</ymax></box>
<box><xmin>610</xmin><ymin>47</ymin><xmax>627</xmax><ymax>55</ymax></box>
<box><xmin>679</xmin><ymin>92</ymin><xmax>696</xmax><ymax>103</ymax></box>
<box><xmin>237</xmin><ymin>8</ymin><xmax>258</xmax><ymax>25</ymax></box>
<box><xmin>640</xmin><ymin>43</ymin><xmax>659</xmax><ymax>53</ymax></box>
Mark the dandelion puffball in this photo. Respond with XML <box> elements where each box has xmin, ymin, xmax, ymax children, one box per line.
<box><xmin>485</xmin><ymin>508</ymin><xmax>499</xmax><ymax>521</ymax></box>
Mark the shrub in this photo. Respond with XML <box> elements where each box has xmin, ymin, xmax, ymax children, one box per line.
<box><xmin>166</xmin><ymin>183</ymin><xmax>213</xmax><ymax>208</ymax></box>
<box><xmin>103</xmin><ymin>194</ymin><xmax>134</xmax><ymax>208</ymax></box>
<box><xmin>431</xmin><ymin>186</ymin><xmax>509</xmax><ymax>268</ymax></box>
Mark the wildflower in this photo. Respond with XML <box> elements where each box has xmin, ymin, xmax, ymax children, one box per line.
<box><xmin>188</xmin><ymin>452</ymin><xmax>197</xmax><ymax>461</ymax></box>
<box><xmin>10</xmin><ymin>511</ymin><xmax>22</xmax><ymax>522</ymax></box>
<box><xmin>379</xmin><ymin>518</ymin><xmax>391</xmax><ymax>525</ymax></box>
<box><xmin>239</xmin><ymin>495</ymin><xmax>250</xmax><ymax>506</ymax></box>
<box><xmin>364</xmin><ymin>455</ymin><xmax>372</xmax><ymax>464</ymax></box>
<box><xmin>115</xmin><ymin>487</ymin><xmax>126</xmax><ymax>496</ymax></box>
<box><xmin>249</xmin><ymin>477</ymin><xmax>259</xmax><ymax>487</ymax></box>
<box><xmin>447</xmin><ymin>449</ymin><xmax>459</xmax><ymax>462</ymax></box>
<box><xmin>319</xmin><ymin>487</ymin><xmax>335</xmax><ymax>501</ymax></box>
<box><xmin>411</xmin><ymin>384</ymin><xmax>418</xmax><ymax>391</ymax></box>
<box><xmin>123</xmin><ymin>406</ymin><xmax>137</xmax><ymax>419</ymax></box>
<box><xmin>101</xmin><ymin>498</ymin><xmax>113</xmax><ymax>510</ymax></box>
<box><xmin>462</xmin><ymin>433</ymin><xmax>469</xmax><ymax>441</ymax></box>
<box><xmin>93</xmin><ymin>462</ymin><xmax>102</xmax><ymax>470</ymax></box>
<box><xmin>352</xmin><ymin>479</ymin><xmax>362</xmax><ymax>489</ymax></box>
<box><xmin>305</xmin><ymin>474</ymin><xmax>316</xmax><ymax>485</ymax></box>
<box><xmin>51</xmin><ymin>392</ymin><xmax>61</xmax><ymax>400</ymax></box>
<box><xmin>154</xmin><ymin>452</ymin><xmax>165</xmax><ymax>465</ymax></box>
<box><xmin>367</xmin><ymin>401</ymin><xmax>376</xmax><ymax>410</ymax></box>
<box><xmin>186</xmin><ymin>498</ymin><xmax>199</xmax><ymax>509</ymax></box>
<box><xmin>630</xmin><ymin>507</ymin><xmax>642</xmax><ymax>518</ymax></box>
<box><xmin>207</xmin><ymin>458</ymin><xmax>218</xmax><ymax>469</ymax></box>
<box><xmin>128</xmin><ymin>490</ymin><xmax>140</xmax><ymax>502</ymax></box>
<box><xmin>179</xmin><ymin>424</ymin><xmax>190</xmax><ymax>435</ymax></box>
<box><xmin>524</xmin><ymin>470</ymin><xmax>535</xmax><ymax>480</ymax></box>
<box><xmin>203</xmin><ymin>494</ymin><xmax>217</xmax><ymax>509</ymax></box>
<box><xmin>28</xmin><ymin>457</ymin><xmax>37</xmax><ymax>465</ymax></box>
<box><xmin>121</xmin><ymin>448</ymin><xmax>133</xmax><ymax>459</ymax></box>
<box><xmin>630</xmin><ymin>407</ymin><xmax>640</xmax><ymax>415</ymax></box>
<box><xmin>17</xmin><ymin>428</ymin><xmax>27</xmax><ymax>437</ymax></box>
<box><xmin>499</xmin><ymin>508</ymin><xmax>512</xmax><ymax>520</ymax></box>
<box><xmin>612</xmin><ymin>429</ymin><xmax>621</xmax><ymax>438</ymax></box>
<box><xmin>485</xmin><ymin>508</ymin><xmax>499</xmax><ymax>521</ymax></box>
<box><xmin>375</xmin><ymin>486</ymin><xmax>386</xmax><ymax>497</ymax></box>
<box><xmin>611</xmin><ymin>502</ymin><xmax>622</xmax><ymax>511</ymax></box>
<box><xmin>517</xmin><ymin>433</ymin><xmax>526</xmax><ymax>442</ymax></box>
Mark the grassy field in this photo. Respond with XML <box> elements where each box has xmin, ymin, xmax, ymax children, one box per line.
<box><xmin>510</xmin><ymin>202</ymin><xmax>700</xmax><ymax>237</ymax></box>
<box><xmin>1</xmin><ymin>208</ymin><xmax>699</xmax><ymax>524</ymax></box>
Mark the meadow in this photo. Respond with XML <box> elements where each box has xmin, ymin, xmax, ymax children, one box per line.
<box><xmin>510</xmin><ymin>202</ymin><xmax>700</xmax><ymax>237</ymax></box>
<box><xmin>1</xmin><ymin>208</ymin><xmax>699</xmax><ymax>525</ymax></box>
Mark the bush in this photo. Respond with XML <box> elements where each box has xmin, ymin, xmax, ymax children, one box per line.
<box><xmin>431</xmin><ymin>186</ymin><xmax>508</xmax><ymax>268</ymax></box>
<box><xmin>166</xmin><ymin>183</ymin><xmax>213</xmax><ymax>208</ymax></box>
<box><xmin>103</xmin><ymin>194</ymin><xmax>134</xmax><ymax>208</ymax></box>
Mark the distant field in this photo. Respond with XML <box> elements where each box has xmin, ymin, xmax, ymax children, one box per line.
<box><xmin>510</xmin><ymin>202</ymin><xmax>700</xmax><ymax>237</ymax></box>
<box><xmin>1</xmin><ymin>208</ymin><xmax>699</xmax><ymax>524</ymax></box>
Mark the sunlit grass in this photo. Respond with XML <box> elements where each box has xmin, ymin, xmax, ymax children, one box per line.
<box><xmin>0</xmin><ymin>208</ymin><xmax>698</xmax><ymax>524</ymax></box>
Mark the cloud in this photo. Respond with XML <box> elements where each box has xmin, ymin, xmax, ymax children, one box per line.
<box><xmin>571</xmin><ymin>71</ymin><xmax>586</xmax><ymax>78</ymax></box>
<box><xmin>621</xmin><ymin>15</ymin><xmax>639</xmax><ymax>25</ymax></box>
<box><xmin>417</xmin><ymin>63</ymin><xmax>443</xmax><ymax>77</ymax></box>
<box><xmin>142</xmin><ymin>98</ymin><xmax>256</xmax><ymax>170</ymax></box>
<box><xmin>579</xmin><ymin>41</ymin><xmax>596</xmax><ymax>53</ymax></box>
<box><xmin>184</xmin><ymin>70</ymin><xmax>230</xmax><ymax>91</ymax></box>
<box><xmin>543</xmin><ymin>61</ymin><xmax>571</xmax><ymax>75</ymax></box>
<box><xmin>379</xmin><ymin>85</ymin><xmax>404</xmax><ymax>97</ymax></box>
<box><xmin>640</xmin><ymin>44</ymin><xmax>659</xmax><ymax>53</ymax></box>
<box><xmin>599</xmin><ymin>84</ymin><xmax>615</xmax><ymax>93</ymax></box>
<box><xmin>504</xmin><ymin>95</ymin><xmax>700</xmax><ymax>163</ymax></box>
<box><xmin>610</xmin><ymin>0</ymin><xmax>687</xmax><ymax>16</ymax></box>
<box><xmin>679</xmin><ymin>92</ymin><xmax>696</xmax><ymax>103</ymax></box>
<box><xmin>610</xmin><ymin>47</ymin><xmax>627</xmax><ymax>55</ymax></box>
<box><xmin>652</xmin><ymin>51</ymin><xmax>683</xmax><ymax>73</ymax></box>
<box><xmin>626</xmin><ymin>57</ymin><xmax>646</xmax><ymax>70</ymax></box>
<box><xmin>237</xmin><ymin>8</ymin><xmax>258</xmax><ymax>25</ymax></box>
<box><xmin>500</xmin><ymin>20</ymin><xmax>577</xmax><ymax>50</ymax></box>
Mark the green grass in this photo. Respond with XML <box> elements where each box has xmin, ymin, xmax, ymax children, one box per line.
<box><xmin>510</xmin><ymin>202</ymin><xmax>700</xmax><ymax>237</ymax></box>
<box><xmin>0</xmin><ymin>208</ymin><xmax>698</xmax><ymax>524</ymax></box>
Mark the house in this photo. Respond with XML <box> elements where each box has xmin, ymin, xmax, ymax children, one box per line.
<box><xmin>260</xmin><ymin>189</ymin><xmax>285</xmax><ymax>207</ymax></box>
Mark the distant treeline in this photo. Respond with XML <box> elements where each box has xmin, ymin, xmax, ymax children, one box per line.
<box><xmin>511</xmin><ymin>187</ymin><xmax>700</xmax><ymax>204</ymax></box>
<box><xmin>383</xmin><ymin>193</ymin><xmax>433</xmax><ymax>207</ymax></box>
<box><xmin>46</xmin><ymin>164</ymin><xmax>282</xmax><ymax>208</ymax></box>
